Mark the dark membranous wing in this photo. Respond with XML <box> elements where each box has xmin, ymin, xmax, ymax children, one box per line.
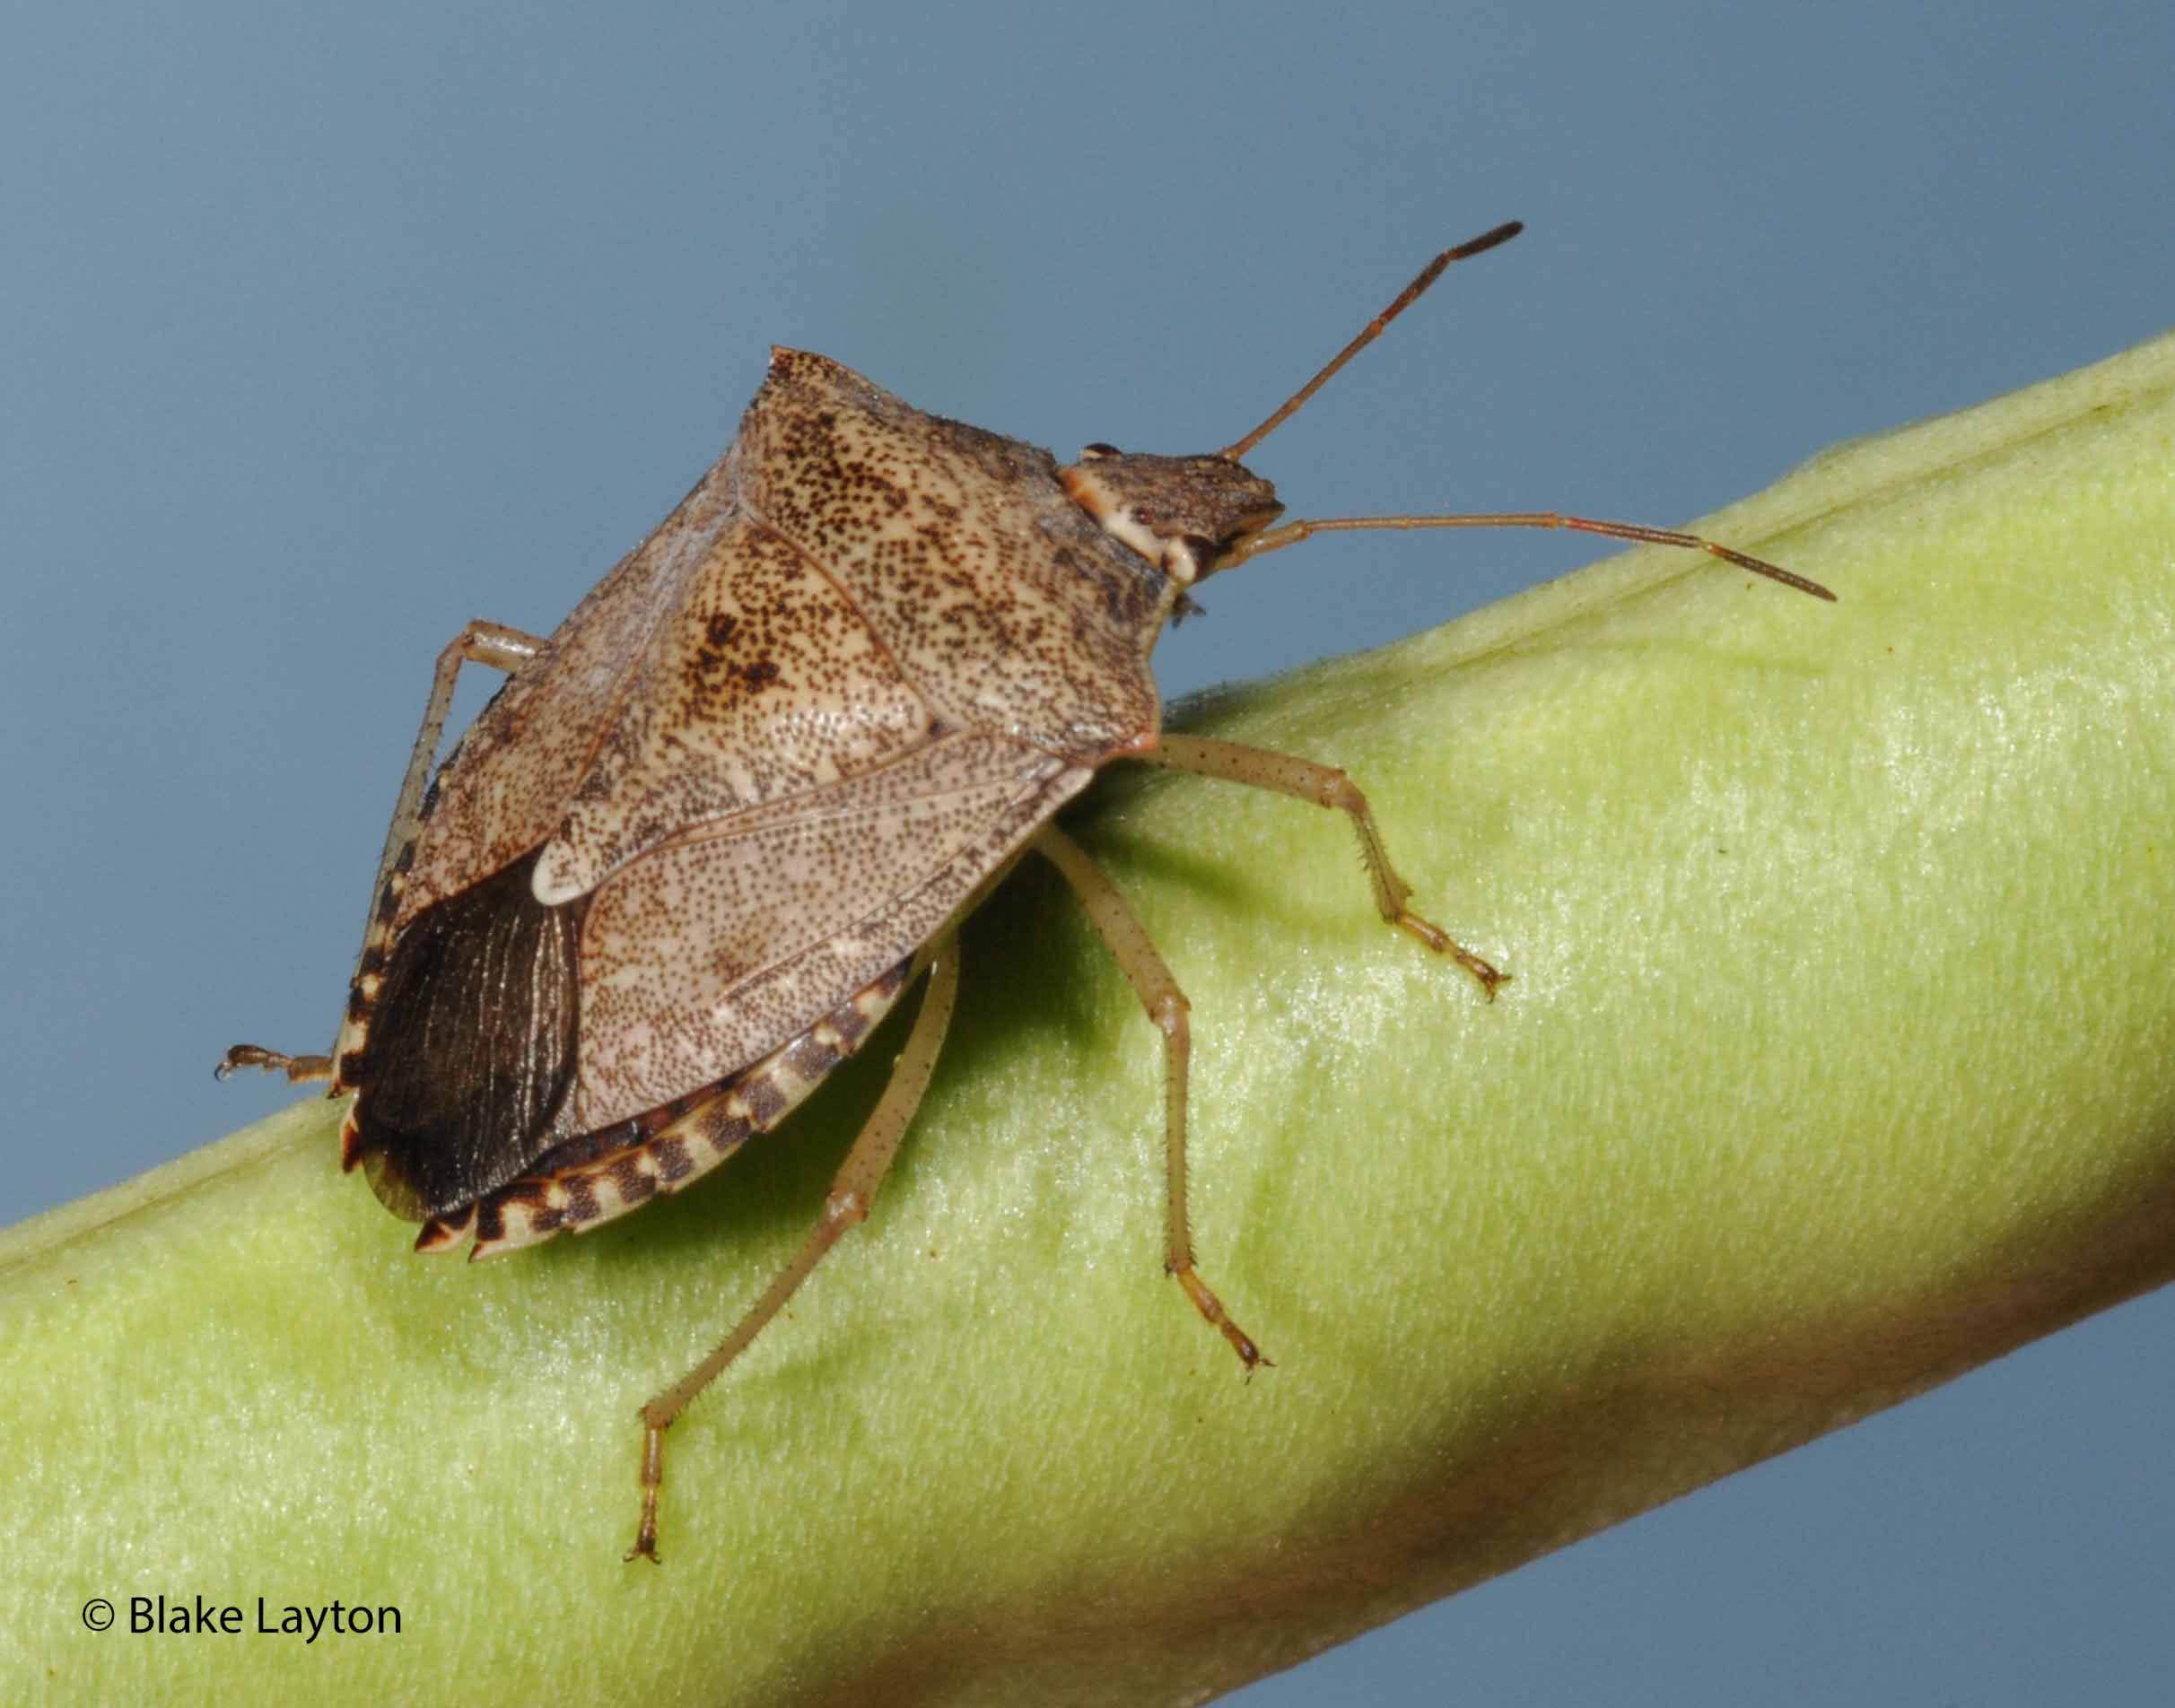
<box><xmin>348</xmin><ymin>735</ymin><xmax>1087</xmax><ymax>1215</ymax></box>
<box><xmin>350</xmin><ymin>848</ymin><xmax>582</xmax><ymax>1218</ymax></box>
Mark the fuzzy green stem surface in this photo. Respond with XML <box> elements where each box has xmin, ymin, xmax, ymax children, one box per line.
<box><xmin>6</xmin><ymin>333</ymin><xmax>2173</xmax><ymax>1704</ymax></box>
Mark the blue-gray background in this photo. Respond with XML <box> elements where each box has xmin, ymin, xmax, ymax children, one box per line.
<box><xmin>6</xmin><ymin>3</ymin><xmax>2171</xmax><ymax>1700</ymax></box>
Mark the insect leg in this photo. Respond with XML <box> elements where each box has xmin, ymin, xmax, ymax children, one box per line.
<box><xmin>627</xmin><ymin>946</ymin><xmax>961</xmax><ymax>1565</ymax></box>
<box><xmin>217</xmin><ymin>622</ymin><xmax>546</xmax><ymax>1084</ymax></box>
<box><xmin>1140</xmin><ymin>734</ymin><xmax>1507</xmax><ymax>996</ymax></box>
<box><xmin>361</xmin><ymin>620</ymin><xmax>547</xmax><ymax>936</ymax></box>
<box><xmin>213</xmin><ymin>1044</ymin><xmax>334</xmax><ymax>1083</ymax></box>
<box><xmin>1033</xmin><ymin>825</ymin><xmax>1268</xmax><ymax>1375</ymax></box>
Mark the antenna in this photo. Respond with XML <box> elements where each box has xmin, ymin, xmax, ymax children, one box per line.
<box><xmin>1219</xmin><ymin>221</ymin><xmax>1523</xmax><ymax>463</ymax></box>
<box><xmin>1223</xmin><ymin>511</ymin><xmax>1836</xmax><ymax>600</ymax></box>
<box><xmin>1213</xmin><ymin>222</ymin><xmax>1837</xmax><ymax>601</ymax></box>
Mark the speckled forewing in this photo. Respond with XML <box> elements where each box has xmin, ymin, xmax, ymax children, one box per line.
<box><xmin>571</xmin><ymin>734</ymin><xmax>1087</xmax><ymax>1128</ymax></box>
<box><xmin>738</xmin><ymin>350</ymin><xmax>1172</xmax><ymax>762</ymax></box>
<box><xmin>395</xmin><ymin>450</ymin><xmax>743</xmax><ymax>931</ymax></box>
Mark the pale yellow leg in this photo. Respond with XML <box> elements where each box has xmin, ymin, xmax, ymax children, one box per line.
<box><xmin>1141</xmin><ymin>732</ymin><xmax>1507</xmax><ymax>997</ymax></box>
<box><xmin>1034</xmin><ymin>825</ymin><xmax>1266</xmax><ymax>1375</ymax></box>
<box><xmin>363</xmin><ymin>620</ymin><xmax>546</xmax><ymax>941</ymax></box>
<box><xmin>218</xmin><ymin>620</ymin><xmax>547</xmax><ymax>1083</ymax></box>
<box><xmin>628</xmin><ymin>946</ymin><xmax>962</xmax><ymax>1564</ymax></box>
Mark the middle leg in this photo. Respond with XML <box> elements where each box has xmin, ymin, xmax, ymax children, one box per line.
<box><xmin>1034</xmin><ymin>824</ymin><xmax>1265</xmax><ymax>1373</ymax></box>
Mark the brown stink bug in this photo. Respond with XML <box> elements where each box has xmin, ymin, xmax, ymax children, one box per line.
<box><xmin>221</xmin><ymin>220</ymin><xmax>1834</xmax><ymax>1562</ymax></box>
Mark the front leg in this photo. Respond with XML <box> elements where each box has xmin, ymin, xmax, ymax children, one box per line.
<box><xmin>1140</xmin><ymin>732</ymin><xmax>1507</xmax><ymax>997</ymax></box>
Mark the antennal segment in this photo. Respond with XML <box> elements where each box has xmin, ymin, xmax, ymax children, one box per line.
<box><xmin>1218</xmin><ymin>221</ymin><xmax>1524</xmax><ymax>464</ymax></box>
<box><xmin>1221</xmin><ymin>510</ymin><xmax>1838</xmax><ymax>601</ymax></box>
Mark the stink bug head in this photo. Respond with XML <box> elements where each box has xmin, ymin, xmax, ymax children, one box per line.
<box><xmin>1061</xmin><ymin>218</ymin><xmax>1836</xmax><ymax>604</ymax></box>
<box><xmin>1058</xmin><ymin>449</ymin><xmax>1284</xmax><ymax>588</ymax></box>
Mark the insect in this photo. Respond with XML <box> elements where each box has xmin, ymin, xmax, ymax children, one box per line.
<box><xmin>221</xmin><ymin>220</ymin><xmax>1834</xmax><ymax>1562</ymax></box>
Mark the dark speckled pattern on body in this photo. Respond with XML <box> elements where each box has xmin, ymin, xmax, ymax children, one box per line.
<box><xmin>328</xmin><ymin>347</ymin><xmax>1296</xmax><ymax>1246</ymax></box>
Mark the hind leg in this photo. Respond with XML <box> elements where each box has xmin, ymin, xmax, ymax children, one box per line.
<box><xmin>214</xmin><ymin>1045</ymin><xmax>334</xmax><ymax>1084</ymax></box>
<box><xmin>628</xmin><ymin>946</ymin><xmax>961</xmax><ymax>1564</ymax></box>
<box><xmin>218</xmin><ymin>620</ymin><xmax>547</xmax><ymax>1086</ymax></box>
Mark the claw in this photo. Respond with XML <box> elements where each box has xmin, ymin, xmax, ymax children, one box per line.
<box><xmin>214</xmin><ymin>1044</ymin><xmax>334</xmax><ymax>1085</ymax></box>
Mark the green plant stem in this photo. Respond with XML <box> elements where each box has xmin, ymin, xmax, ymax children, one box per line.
<box><xmin>6</xmin><ymin>333</ymin><xmax>2173</xmax><ymax>1705</ymax></box>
